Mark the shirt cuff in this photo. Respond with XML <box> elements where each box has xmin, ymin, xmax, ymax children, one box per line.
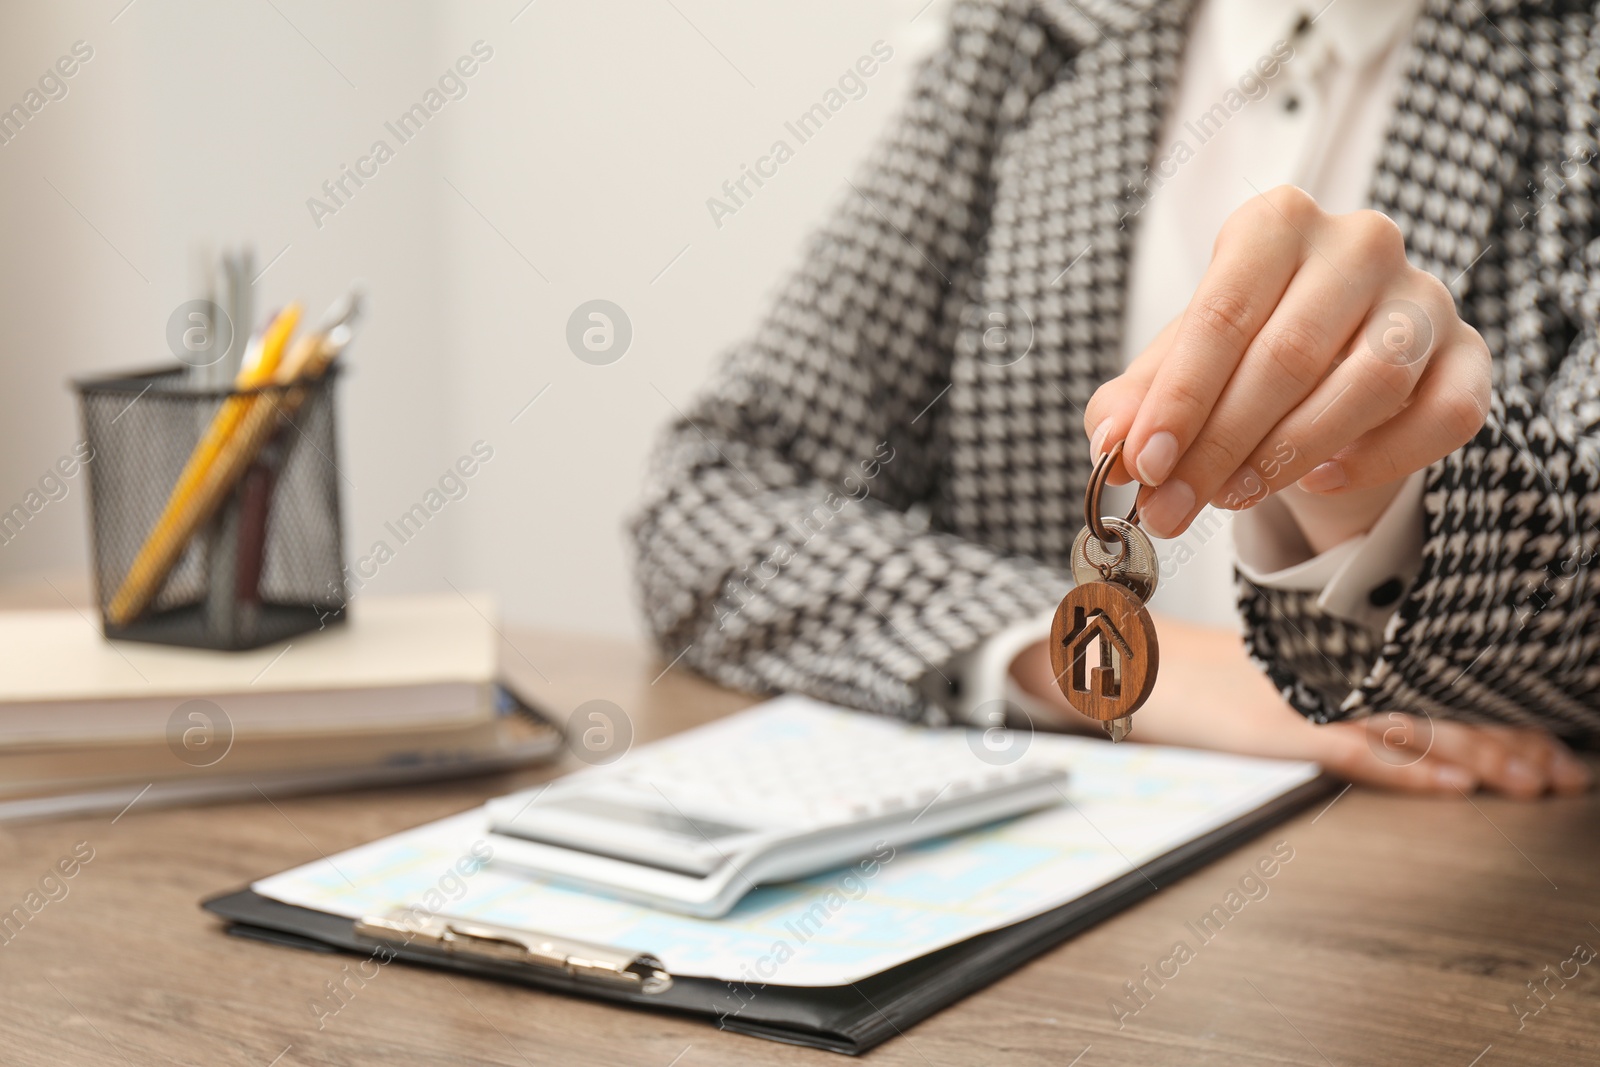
<box><xmin>941</xmin><ymin>608</ymin><xmax>1055</xmax><ymax>725</ymax></box>
<box><xmin>1234</xmin><ymin>470</ymin><xmax>1426</xmax><ymax>633</ymax></box>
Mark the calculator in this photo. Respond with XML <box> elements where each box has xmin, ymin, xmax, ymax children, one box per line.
<box><xmin>485</xmin><ymin>696</ymin><xmax>1069</xmax><ymax>917</ymax></box>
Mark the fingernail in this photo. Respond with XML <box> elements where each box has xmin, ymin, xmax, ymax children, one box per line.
<box><xmin>1434</xmin><ymin>765</ymin><xmax>1476</xmax><ymax>792</ymax></box>
<box><xmin>1135</xmin><ymin>431</ymin><xmax>1179</xmax><ymax>485</ymax></box>
<box><xmin>1298</xmin><ymin>460</ymin><xmax>1347</xmax><ymax>494</ymax></box>
<box><xmin>1089</xmin><ymin>418</ymin><xmax>1113</xmax><ymax>459</ymax></box>
<box><xmin>1140</xmin><ymin>479</ymin><xmax>1194</xmax><ymax>538</ymax></box>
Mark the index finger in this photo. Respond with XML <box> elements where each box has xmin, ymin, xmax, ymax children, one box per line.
<box><xmin>1083</xmin><ymin>313</ymin><xmax>1180</xmax><ymax>485</ymax></box>
<box><xmin>1124</xmin><ymin>192</ymin><xmax>1308</xmax><ymax>489</ymax></box>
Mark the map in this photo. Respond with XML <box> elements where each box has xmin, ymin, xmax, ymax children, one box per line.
<box><xmin>254</xmin><ymin>698</ymin><xmax>1320</xmax><ymax>987</ymax></box>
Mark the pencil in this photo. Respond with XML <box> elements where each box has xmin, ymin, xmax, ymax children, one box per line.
<box><xmin>151</xmin><ymin>328</ymin><xmax>345</xmax><ymax>604</ymax></box>
<box><xmin>106</xmin><ymin>304</ymin><xmax>302</xmax><ymax>627</ymax></box>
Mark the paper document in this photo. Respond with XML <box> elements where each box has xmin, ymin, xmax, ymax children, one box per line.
<box><xmin>253</xmin><ymin>698</ymin><xmax>1320</xmax><ymax>986</ymax></box>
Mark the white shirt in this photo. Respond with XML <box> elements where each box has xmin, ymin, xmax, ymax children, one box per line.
<box><xmin>954</xmin><ymin>0</ymin><xmax>1429</xmax><ymax>718</ymax></box>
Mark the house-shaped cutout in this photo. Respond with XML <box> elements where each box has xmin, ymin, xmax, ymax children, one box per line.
<box><xmin>1062</xmin><ymin>605</ymin><xmax>1134</xmax><ymax>699</ymax></box>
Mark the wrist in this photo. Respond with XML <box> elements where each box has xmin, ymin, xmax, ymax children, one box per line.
<box><xmin>1276</xmin><ymin>479</ymin><xmax>1405</xmax><ymax>555</ymax></box>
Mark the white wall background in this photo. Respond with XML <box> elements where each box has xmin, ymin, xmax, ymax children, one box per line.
<box><xmin>0</xmin><ymin>0</ymin><xmax>950</xmax><ymax>638</ymax></box>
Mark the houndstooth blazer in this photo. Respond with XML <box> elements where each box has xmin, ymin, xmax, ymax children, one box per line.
<box><xmin>630</xmin><ymin>0</ymin><xmax>1600</xmax><ymax>738</ymax></box>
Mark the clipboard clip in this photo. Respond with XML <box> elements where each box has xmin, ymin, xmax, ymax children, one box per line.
<box><xmin>354</xmin><ymin>910</ymin><xmax>673</xmax><ymax>994</ymax></box>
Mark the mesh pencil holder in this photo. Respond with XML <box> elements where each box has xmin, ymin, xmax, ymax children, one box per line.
<box><xmin>75</xmin><ymin>366</ymin><xmax>348</xmax><ymax>651</ymax></box>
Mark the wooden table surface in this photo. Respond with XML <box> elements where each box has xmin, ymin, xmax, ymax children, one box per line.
<box><xmin>2</xmin><ymin>623</ymin><xmax>1598</xmax><ymax>1067</ymax></box>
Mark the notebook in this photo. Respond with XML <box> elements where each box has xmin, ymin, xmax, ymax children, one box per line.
<box><xmin>0</xmin><ymin>594</ymin><xmax>562</xmax><ymax>819</ymax></box>
<box><xmin>205</xmin><ymin>697</ymin><xmax>1330</xmax><ymax>1053</ymax></box>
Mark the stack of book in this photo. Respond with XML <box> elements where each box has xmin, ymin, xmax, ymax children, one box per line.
<box><xmin>0</xmin><ymin>594</ymin><xmax>560</xmax><ymax>820</ymax></box>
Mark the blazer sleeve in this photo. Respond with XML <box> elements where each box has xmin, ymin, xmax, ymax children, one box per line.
<box><xmin>629</xmin><ymin>1</ymin><xmax>1073</xmax><ymax>723</ymax></box>
<box><xmin>1238</xmin><ymin>100</ymin><xmax>1600</xmax><ymax>738</ymax></box>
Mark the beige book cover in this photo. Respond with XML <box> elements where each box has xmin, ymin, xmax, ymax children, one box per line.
<box><xmin>0</xmin><ymin>594</ymin><xmax>502</xmax><ymax>744</ymax></box>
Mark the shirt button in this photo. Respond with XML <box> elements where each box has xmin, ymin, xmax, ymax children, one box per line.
<box><xmin>1369</xmin><ymin>577</ymin><xmax>1404</xmax><ymax>608</ymax></box>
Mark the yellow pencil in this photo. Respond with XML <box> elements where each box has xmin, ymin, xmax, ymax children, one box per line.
<box><xmin>156</xmin><ymin>329</ymin><xmax>346</xmax><ymax>595</ymax></box>
<box><xmin>107</xmin><ymin>304</ymin><xmax>302</xmax><ymax>626</ymax></box>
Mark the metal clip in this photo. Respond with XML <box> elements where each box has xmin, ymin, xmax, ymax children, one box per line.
<box><xmin>354</xmin><ymin>910</ymin><xmax>673</xmax><ymax>994</ymax></box>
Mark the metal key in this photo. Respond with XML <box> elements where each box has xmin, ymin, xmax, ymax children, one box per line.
<box><xmin>1051</xmin><ymin>442</ymin><xmax>1161</xmax><ymax>742</ymax></box>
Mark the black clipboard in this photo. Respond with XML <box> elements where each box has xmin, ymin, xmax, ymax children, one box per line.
<box><xmin>203</xmin><ymin>774</ymin><xmax>1332</xmax><ymax>1055</ymax></box>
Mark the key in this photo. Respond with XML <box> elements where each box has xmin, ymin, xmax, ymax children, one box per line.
<box><xmin>1050</xmin><ymin>442</ymin><xmax>1161</xmax><ymax>742</ymax></box>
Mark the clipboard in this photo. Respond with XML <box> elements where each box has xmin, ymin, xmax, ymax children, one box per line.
<box><xmin>202</xmin><ymin>773</ymin><xmax>1331</xmax><ymax>1055</ymax></box>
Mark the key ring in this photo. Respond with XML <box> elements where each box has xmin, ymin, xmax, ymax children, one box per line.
<box><xmin>1084</xmin><ymin>440</ymin><xmax>1141</xmax><ymax>560</ymax></box>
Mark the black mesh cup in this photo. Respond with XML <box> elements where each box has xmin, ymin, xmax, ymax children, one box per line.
<box><xmin>74</xmin><ymin>366</ymin><xmax>347</xmax><ymax>650</ymax></box>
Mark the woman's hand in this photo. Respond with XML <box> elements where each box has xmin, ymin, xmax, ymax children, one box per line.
<box><xmin>1084</xmin><ymin>185</ymin><xmax>1492</xmax><ymax>546</ymax></box>
<box><xmin>1008</xmin><ymin>615</ymin><xmax>1592</xmax><ymax>798</ymax></box>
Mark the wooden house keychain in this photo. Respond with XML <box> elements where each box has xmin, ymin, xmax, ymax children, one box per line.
<box><xmin>1050</xmin><ymin>441</ymin><xmax>1160</xmax><ymax>742</ymax></box>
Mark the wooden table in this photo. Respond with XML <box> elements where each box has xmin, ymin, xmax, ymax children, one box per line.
<box><xmin>2</xmin><ymin>625</ymin><xmax>1597</xmax><ymax>1066</ymax></box>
